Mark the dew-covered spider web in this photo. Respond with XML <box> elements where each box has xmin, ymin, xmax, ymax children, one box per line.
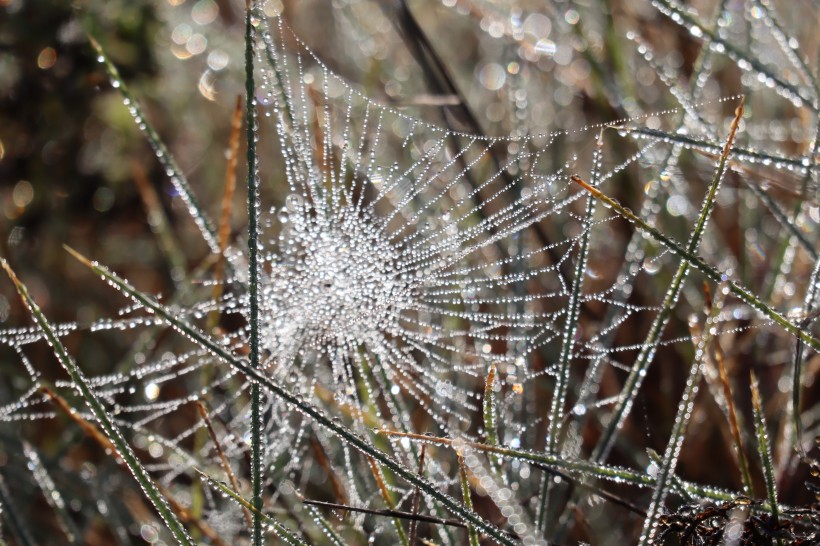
<box><xmin>1</xmin><ymin>1</ymin><xmax>819</xmax><ymax>545</ymax></box>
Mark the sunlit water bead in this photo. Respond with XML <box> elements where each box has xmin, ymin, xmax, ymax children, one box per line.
<box><xmin>260</xmin><ymin>203</ymin><xmax>413</xmax><ymax>361</ymax></box>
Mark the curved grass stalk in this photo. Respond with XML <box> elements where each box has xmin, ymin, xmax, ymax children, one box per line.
<box><xmin>87</xmin><ymin>36</ymin><xmax>221</xmax><ymax>255</ymax></box>
<box><xmin>0</xmin><ymin>260</ymin><xmax>195</xmax><ymax>546</ymax></box>
<box><xmin>64</xmin><ymin>247</ymin><xmax>516</xmax><ymax>546</ymax></box>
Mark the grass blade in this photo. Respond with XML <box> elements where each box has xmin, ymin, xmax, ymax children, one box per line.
<box><xmin>408</xmin><ymin>444</ymin><xmax>426</xmax><ymax>546</ymax></box>
<box><xmin>620</xmin><ymin>126</ymin><xmax>816</xmax><ymax>178</ymax></box>
<box><xmin>378</xmin><ymin>430</ymin><xmax>743</xmax><ymax>504</ymax></box>
<box><xmin>750</xmin><ymin>0</ymin><xmax>820</xmax><ymax>99</ymax></box>
<box><xmin>63</xmin><ymin>246</ymin><xmax>516</xmax><ymax>545</ymax></box>
<box><xmin>244</xmin><ymin>1</ymin><xmax>264</xmax><ymax>544</ymax></box>
<box><xmin>367</xmin><ymin>457</ymin><xmax>410</xmax><ymax>545</ymax></box>
<box><xmin>196</xmin><ymin>401</ymin><xmax>253</xmax><ymax>527</ymax></box>
<box><xmin>304</xmin><ymin>505</ymin><xmax>346</xmax><ymax>546</ymax></box>
<box><xmin>22</xmin><ymin>442</ymin><xmax>82</xmax><ymax>544</ymax></box>
<box><xmin>750</xmin><ymin>372</ymin><xmax>784</xmax><ymax>545</ymax></box>
<box><xmin>458</xmin><ymin>454</ymin><xmax>481</xmax><ymax>546</ymax></box>
<box><xmin>87</xmin><ymin>36</ymin><xmax>221</xmax><ymax>255</ymax></box>
<box><xmin>40</xmin><ymin>388</ymin><xmax>227</xmax><ymax>545</ymax></box>
<box><xmin>299</xmin><ymin>498</ymin><xmax>467</xmax><ymax>529</ymax></box>
<box><xmin>195</xmin><ymin>469</ymin><xmax>307</xmax><ymax>546</ymax></box>
<box><xmin>710</xmin><ymin>315</ymin><xmax>755</xmax><ymax>496</ymax></box>
<box><xmin>570</xmin><ymin>177</ymin><xmax>820</xmax><ymax>354</ymax></box>
<box><xmin>639</xmin><ymin>283</ymin><xmax>726</xmax><ymax>544</ymax></box>
<box><xmin>590</xmin><ymin>98</ymin><xmax>746</xmax><ymax>462</ymax></box>
<box><xmin>539</xmin><ymin>131</ymin><xmax>602</xmax><ymax>532</ymax></box>
<box><xmin>0</xmin><ymin>260</ymin><xmax>195</xmax><ymax>546</ymax></box>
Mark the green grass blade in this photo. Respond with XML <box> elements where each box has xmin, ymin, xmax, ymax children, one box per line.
<box><xmin>0</xmin><ymin>260</ymin><xmax>195</xmax><ymax>546</ymax></box>
<box><xmin>547</xmin><ymin>136</ymin><xmax>601</xmax><ymax>455</ymax></box>
<box><xmin>750</xmin><ymin>372</ymin><xmax>784</xmax><ymax>544</ymax></box>
<box><xmin>87</xmin><ymin>36</ymin><xmax>221</xmax><ymax>255</ymax></box>
<box><xmin>745</xmin><ymin>181</ymin><xmax>818</xmax><ymax>261</ymax></box>
<box><xmin>750</xmin><ymin>0</ymin><xmax>820</xmax><ymax>100</ymax></box>
<box><xmin>244</xmin><ymin>1</ymin><xmax>264</xmax><ymax>544</ymax></box>
<box><xmin>195</xmin><ymin>469</ymin><xmax>307</xmax><ymax>546</ymax></box>
<box><xmin>621</xmin><ymin>126</ymin><xmax>816</xmax><ymax>176</ymax></box>
<box><xmin>639</xmin><ymin>284</ymin><xmax>725</xmax><ymax>544</ymax></box>
<box><xmin>570</xmin><ymin>180</ymin><xmax>820</xmax><ymax>354</ymax></box>
<box><xmin>539</xmin><ymin>132</ymin><xmax>601</xmax><ymax>533</ymax></box>
<box><xmin>458</xmin><ymin>455</ymin><xmax>480</xmax><ymax>546</ymax></box>
<box><xmin>64</xmin><ymin>247</ymin><xmax>516</xmax><ymax>546</ymax></box>
<box><xmin>646</xmin><ymin>449</ymin><xmax>694</xmax><ymax>504</ymax></box>
<box><xmin>305</xmin><ymin>505</ymin><xmax>346</xmax><ymax>546</ymax></box>
<box><xmin>793</xmin><ymin>257</ymin><xmax>820</xmax><ymax>454</ymax></box>
<box><xmin>381</xmin><ymin>431</ymin><xmax>742</xmax><ymax>504</ymax></box>
<box><xmin>590</xmin><ymin>99</ymin><xmax>745</xmax><ymax>462</ymax></box>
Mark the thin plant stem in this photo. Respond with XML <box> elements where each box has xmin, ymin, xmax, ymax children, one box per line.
<box><xmin>458</xmin><ymin>455</ymin><xmax>481</xmax><ymax>546</ymax></box>
<box><xmin>40</xmin><ymin>387</ymin><xmax>227</xmax><ymax>545</ymax></box>
<box><xmin>195</xmin><ymin>469</ymin><xmax>307</xmax><ymax>545</ymax></box>
<box><xmin>0</xmin><ymin>260</ymin><xmax>195</xmax><ymax>546</ymax></box>
<box><xmin>590</xmin><ymin>98</ymin><xmax>746</xmax><ymax>463</ymax></box>
<box><xmin>378</xmin><ymin>430</ymin><xmax>748</xmax><ymax>505</ymax></box>
<box><xmin>750</xmin><ymin>372</ymin><xmax>784</xmax><ymax>546</ymax></box>
<box><xmin>651</xmin><ymin>0</ymin><xmax>818</xmax><ymax>111</ymax></box>
<box><xmin>569</xmin><ymin>178</ymin><xmax>820</xmax><ymax>354</ymax></box>
<box><xmin>639</xmin><ymin>283</ymin><xmax>726</xmax><ymax>544</ymax></box>
<box><xmin>196</xmin><ymin>401</ymin><xmax>253</xmax><ymax>527</ymax></box>
<box><xmin>538</xmin><ymin>131</ymin><xmax>602</xmax><ymax>533</ymax></box>
<box><xmin>300</xmin><ymin>498</ymin><xmax>467</xmax><ymax>529</ymax></box>
<box><xmin>244</xmin><ymin>1</ymin><xmax>264</xmax><ymax>544</ymax></box>
<box><xmin>408</xmin><ymin>444</ymin><xmax>426</xmax><ymax>546</ymax></box>
<box><xmin>87</xmin><ymin>36</ymin><xmax>222</xmax><ymax>254</ymax></box>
